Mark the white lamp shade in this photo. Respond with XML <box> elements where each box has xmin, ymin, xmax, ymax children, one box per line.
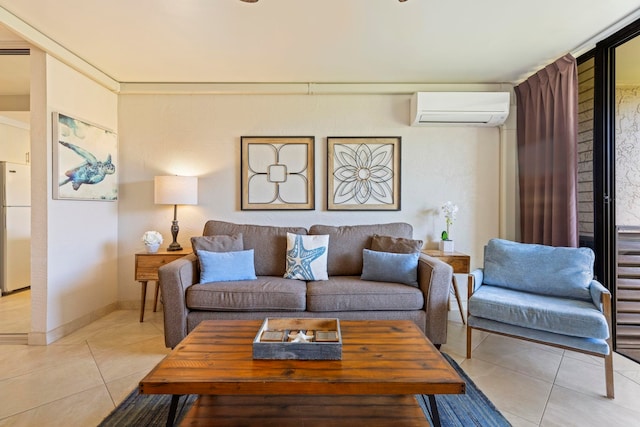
<box><xmin>154</xmin><ymin>175</ymin><xmax>198</xmax><ymax>205</ymax></box>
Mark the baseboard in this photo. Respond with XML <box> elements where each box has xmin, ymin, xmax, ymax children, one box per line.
<box><xmin>117</xmin><ymin>299</ymin><xmax>163</xmax><ymax>311</ymax></box>
<box><xmin>0</xmin><ymin>333</ymin><xmax>28</xmax><ymax>345</ymax></box>
<box><xmin>28</xmin><ymin>302</ymin><xmax>119</xmax><ymax>345</ymax></box>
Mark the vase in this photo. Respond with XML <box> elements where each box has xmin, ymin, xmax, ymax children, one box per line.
<box><xmin>439</xmin><ymin>240</ymin><xmax>454</xmax><ymax>253</ymax></box>
<box><xmin>146</xmin><ymin>243</ymin><xmax>160</xmax><ymax>254</ymax></box>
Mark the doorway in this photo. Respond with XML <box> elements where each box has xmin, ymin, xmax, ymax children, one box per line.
<box><xmin>580</xmin><ymin>18</ymin><xmax>640</xmax><ymax>363</ymax></box>
<box><xmin>0</xmin><ymin>50</ymin><xmax>31</xmax><ymax>338</ymax></box>
<box><xmin>613</xmin><ymin>33</ymin><xmax>640</xmax><ymax>362</ymax></box>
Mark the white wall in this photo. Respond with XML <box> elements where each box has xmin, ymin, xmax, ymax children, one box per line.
<box><xmin>118</xmin><ymin>92</ymin><xmax>512</xmax><ymax>305</ymax></box>
<box><xmin>29</xmin><ymin>51</ymin><xmax>119</xmax><ymax>344</ymax></box>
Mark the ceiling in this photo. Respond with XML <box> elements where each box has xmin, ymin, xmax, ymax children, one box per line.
<box><xmin>0</xmin><ymin>0</ymin><xmax>639</xmax><ymax>92</ymax></box>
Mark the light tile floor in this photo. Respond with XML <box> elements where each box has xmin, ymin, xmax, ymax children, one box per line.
<box><xmin>0</xmin><ymin>306</ymin><xmax>638</xmax><ymax>426</ymax></box>
<box><xmin>0</xmin><ymin>289</ymin><xmax>30</xmax><ymax>334</ymax></box>
<box><xmin>443</xmin><ymin>314</ymin><xmax>640</xmax><ymax>426</ymax></box>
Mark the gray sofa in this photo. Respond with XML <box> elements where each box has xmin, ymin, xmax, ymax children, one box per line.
<box><xmin>159</xmin><ymin>220</ymin><xmax>453</xmax><ymax>348</ymax></box>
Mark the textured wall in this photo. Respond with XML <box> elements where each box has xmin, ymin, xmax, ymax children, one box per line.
<box><xmin>117</xmin><ymin>93</ymin><xmax>511</xmax><ymax>305</ymax></box>
<box><xmin>616</xmin><ymin>86</ymin><xmax>640</xmax><ymax>226</ymax></box>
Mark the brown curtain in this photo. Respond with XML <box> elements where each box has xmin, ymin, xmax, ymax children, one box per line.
<box><xmin>514</xmin><ymin>54</ymin><xmax>579</xmax><ymax>247</ymax></box>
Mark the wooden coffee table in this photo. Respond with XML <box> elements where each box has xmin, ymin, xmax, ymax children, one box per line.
<box><xmin>139</xmin><ymin>319</ymin><xmax>465</xmax><ymax>426</ymax></box>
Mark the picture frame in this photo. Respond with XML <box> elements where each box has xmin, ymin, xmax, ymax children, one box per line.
<box><xmin>327</xmin><ymin>136</ymin><xmax>401</xmax><ymax>211</ymax></box>
<box><xmin>241</xmin><ymin>136</ymin><xmax>315</xmax><ymax>210</ymax></box>
<box><xmin>52</xmin><ymin>112</ymin><xmax>118</xmax><ymax>201</ymax></box>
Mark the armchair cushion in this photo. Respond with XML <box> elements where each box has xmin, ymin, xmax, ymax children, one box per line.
<box><xmin>484</xmin><ymin>238</ymin><xmax>594</xmax><ymax>301</ymax></box>
<box><xmin>468</xmin><ymin>316</ymin><xmax>610</xmax><ymax>355</ymax></box>
<box><xmin>469</xmin><ymin>284</ymin><xmax>609</xmax><ymax>339</ymax></box>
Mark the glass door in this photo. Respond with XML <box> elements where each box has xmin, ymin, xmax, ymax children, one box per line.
<box><xmin>613</xmin><ymin>35</ymin><xmax>640</xmax><ymax>362</ymax></box>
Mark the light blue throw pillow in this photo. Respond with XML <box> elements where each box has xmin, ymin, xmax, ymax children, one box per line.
<box><xmin>483</xmin><ymin>238</ymin><xmax>594</xmax><ymax>301</ymax></box>
<box><xmin>360</xmin><ymin>249</ymin><xmax>419</xmax><ymax>287</ymax></box>
<box><xmin>197</xmin><ymin>249</ymin><xmax>257</xmax><ymax>283</ymax></box>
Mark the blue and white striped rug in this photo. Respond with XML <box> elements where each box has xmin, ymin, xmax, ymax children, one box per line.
<box><xmin>99</xmin><ymin>353</ymin><xmax>511</xmax><ymax>426</ymax></box>
<box><xmin>418</xmin><ymin>353</ymin><xmax>511</xmax><ymax>426</ymax></box>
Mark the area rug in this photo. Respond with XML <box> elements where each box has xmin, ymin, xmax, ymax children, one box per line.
<box><xmin>98</xmin><ymin>353</ymin><xmax>511</xmax><ymax>426</ymax></box>
<box><xmin>418</xmin><ymin>352</ymin><xmax>511</xmax><ymax>426</ymax></box>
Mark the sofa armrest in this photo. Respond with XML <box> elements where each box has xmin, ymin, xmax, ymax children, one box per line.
<box><xmin>418</xmin><ymin>253</ymin><xmax>453</xmax><ymax>346</ymax></box>
<box><xmin>589</xmin><ymin>280</ymin><xmax>611</xmax><ymax>311</ymax></box>
<box><xmin>468</xmin><ymin>268</ymin><xmax>484</xmax><ymax>297</ymax></box>
<box><xmin>158</xmin><ymin>254</ymin><xmax>198</xmax><ymax>348</ymax></box>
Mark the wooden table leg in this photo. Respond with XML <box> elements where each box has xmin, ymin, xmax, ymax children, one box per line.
<box><xmin>451</xmin><ymin>276</ymin><xmax>466</xmax><ymax>324</ymax></box>
<box><xmin>153</xmin><ymin>281</ymin><xmax>160</xmax><ymax>312</ymax></box>
<box><xmin>139</xmin><ymin>281</ymin><xmax>148</xmax><ymax>323</ymax></box>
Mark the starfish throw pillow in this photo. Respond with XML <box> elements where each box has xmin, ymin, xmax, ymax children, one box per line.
<box><xmin>284</xmin><ymin>233</ymin><xmax>329</xmax><ymax>281</ymax></box>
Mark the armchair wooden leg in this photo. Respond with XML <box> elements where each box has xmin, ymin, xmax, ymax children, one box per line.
<box><xmin>605</xmin><ymin>351</ymin><xmax>614</xmax><ymax>399</ymax></box>
<box><xmin>466</xmin><ymin>275</ymin><xmax>473</xmax><ymax>359</ymax></box>
<box><xmin>602</xmin><ymin>291</ymin><xmax>614</xmax><ymax>399</ymax></box>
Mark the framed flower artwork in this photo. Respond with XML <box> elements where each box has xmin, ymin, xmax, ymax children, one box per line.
<box><xmin>327</xmin><ymin>136</ymin><xmax>401</xmax><ymax>211</ymax></box>
<box><xmin>241</xmin><ymin>136</ymin><xmax>315</xmax><ymax>210</ymax></box>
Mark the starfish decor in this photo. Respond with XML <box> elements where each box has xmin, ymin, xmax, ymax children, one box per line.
<box><xmin>285</xmin><ymin>235</ymin><xmax>326</xmax><ymax>280</ymax></box>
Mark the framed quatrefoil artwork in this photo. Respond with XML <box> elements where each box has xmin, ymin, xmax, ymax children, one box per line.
<box><xmin>241</xmin><ymin>136</ymin><xmax>315</xmax><ymax>210</ymax></box>
<box><xmin>327</xmin><ymin>136</ymin><xmax>401</xmax><ymax>211</ymax></box>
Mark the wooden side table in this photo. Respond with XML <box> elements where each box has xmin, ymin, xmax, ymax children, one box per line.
<box><xmin>422</xmin><ymin>249</ymin><xmax>470</xmax><ymax>324</ymax></box>
<box><xmin>134</xmin><ymin>249</ymin><xmax>192</xmax><ymax>322</ymax></box>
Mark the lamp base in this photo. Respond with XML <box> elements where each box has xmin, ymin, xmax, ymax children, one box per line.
<box><xmin>167</xmin><ymin>218</ymin><xmax>182</xmax><ymax>251</ymax></box>
<box><xmin>167</xmin><ymin>242</ymin><xmax>183</xmax><ymax>251</ymax></box>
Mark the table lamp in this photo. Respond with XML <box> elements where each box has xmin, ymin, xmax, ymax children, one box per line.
<box><xmin>154</xmin><ymin>175</ymin><xmax>198</xmax><ymax>251</ymax></box>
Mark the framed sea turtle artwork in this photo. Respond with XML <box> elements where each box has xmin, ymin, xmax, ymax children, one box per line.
<box><xmin>52</xmin><ymin>112</ymin><xmax>118</xmax><ymax>201</ymax></box>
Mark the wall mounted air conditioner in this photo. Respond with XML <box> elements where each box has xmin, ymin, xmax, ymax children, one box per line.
<box><xmin>410</xmin><ymin>92</ymin><xmax>510</xmax><ymax>127</ymax></box>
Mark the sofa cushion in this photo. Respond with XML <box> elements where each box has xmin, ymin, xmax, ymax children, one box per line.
<box><xmin>197</xmin><ymin>249</ymin><xmax>257</xmax><ymax>283</ymax></box>
<box><xmin>469</xmin><ymin>285</ymin><xmax>609</xmax><ymax>339</ymax></box>
<box><xmin>191</xmin><ymin>233</ymin><xmax>244</xmax><ymax>253</ymax></box>
<box><xmin>309</xmin><ymin>223</ymin><xmax>413</xmax><ymax>276</ymax></box>
<box><xmin>370</xmin><ymin>234</ymin><xmax>423</xmax><ymax>254</ymax></box>
<box><xmin>306</xmin><ymin>276</ymin><xmax>424</xmax><ymax>312</ymax></box>
<box><xmin>361</xmin><ymin>249</ymin><xmax>419</xmax><ymax>287</ymax></box>
<box><xmin>202</xmin><ymin>220</ymin><xmax>307</xmax><ymax>276</ymax></box>
<box><xmin>284</xmin><ymin>233</ymin><xmax>329</xmax><ymax>281</ymax></box>
<box><xmin>187</xmin><ymin>276</ymin><xmax>307</xmax><ymax>311</ymax></box>
<box><xmin>484</xmin><ymin>238</ymin><xmax>594</xmax><ymax>301</ymax></box>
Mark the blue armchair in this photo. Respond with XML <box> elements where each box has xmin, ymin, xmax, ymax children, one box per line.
<box><xmin>466</xmin><ymin>238</ymin><xmax>614</xmax><ymax>398</ymax></box>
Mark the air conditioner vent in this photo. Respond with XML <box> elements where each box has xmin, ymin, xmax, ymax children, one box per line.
<box><xmin>410</xmin><ymin>92</ymin><xmax>510</xmax><ymax>127</ymax></box>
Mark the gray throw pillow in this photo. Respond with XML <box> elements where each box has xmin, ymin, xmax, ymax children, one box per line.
<box><xmin>191</xmin><ymin>233</ymin><xmax>244</xmax><ymax>253</ymax></box>
<box><xmin>370</xmin><ymin>234</ymin><xmax>423</xmax><ymax>254</ymax></box>
<box><xmin>361</xmin><ymin>248</ymin><xmax>419</xmax><ymax>287</ymax></box>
